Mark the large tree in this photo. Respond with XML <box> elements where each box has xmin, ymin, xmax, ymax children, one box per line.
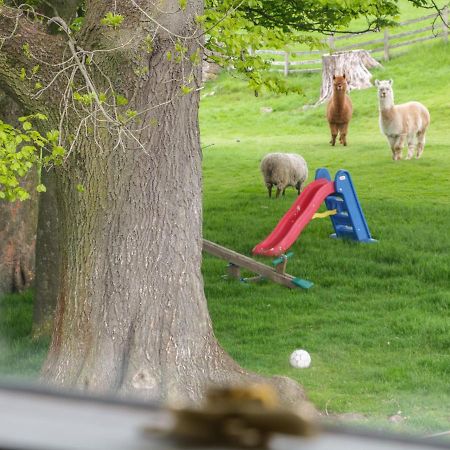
<box><xmin>0</xmin><ymin>0</ymin><xmax>443</xmax><ymax>403</ymax></box>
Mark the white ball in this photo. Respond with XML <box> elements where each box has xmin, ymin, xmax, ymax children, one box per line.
<box><xmin>289</xmin><ymin>349</ymin><xmax>311</xmax><ymax>369</ymax></box>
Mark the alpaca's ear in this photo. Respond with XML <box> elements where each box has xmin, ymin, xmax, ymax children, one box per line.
<box><xmin>389</xmin><ymin>79</ymin><xmax>393</xmax><ymax>85</ymax></box>
<box><xmin>343</xmin><ymin>73</ymin><xmax>346</xmax><ymax>79</ymax></box>
<box><xmin>374</xmin><ymin>79</ymin><xmax>380</xmax><ymax>87</ymax></box>
<box><xmin>333</xmin><ymin>75</ymin><xmax>336</xmax><ymax>80</ymax></box>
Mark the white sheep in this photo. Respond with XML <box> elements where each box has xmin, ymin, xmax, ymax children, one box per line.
<box><xmin>375</xmin><ymin>79</ymin><xmax>430</xmax><ymax>160</ymax></box>
<box><xmin>260</xmin><ymin>153</ymin><xmax>308</xmax><ymax>198</ymax></box>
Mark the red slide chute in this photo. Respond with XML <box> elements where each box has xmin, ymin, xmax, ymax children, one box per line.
<box><xmin>253</xmin><ymin>179</ymin><xmax>335</xmax><ymax>257</ymax></box>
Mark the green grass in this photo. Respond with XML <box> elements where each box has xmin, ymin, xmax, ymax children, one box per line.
<box><xmin>200</xmin><ymin>41</ymin><xmax>450</xmax><ymax>435</ymax></box>
<box><xmin>0</xmin><ymin>291</ymin><xmax>49</xmax><ymax>378</ymax></box>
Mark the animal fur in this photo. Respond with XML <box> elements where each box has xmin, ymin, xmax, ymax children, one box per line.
<box><xmin>326</xmin><ymin>74</ymin><xmax>353</xmax><ymax>146</ymax></box>
<box><xmin>375</xmin><ymin>79</ymin><xmax>430</xmax><ymax>160</ymax></box>
<box><xmin>260</xmin><ymin>153</ymin><xmax>308</xmax><ymax>198</ymax></box>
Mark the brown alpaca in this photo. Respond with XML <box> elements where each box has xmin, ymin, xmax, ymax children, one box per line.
<box><xmin>326</xmin><ymin>74</ymin><xmax>353</xmax><ymax>146</ymax></box>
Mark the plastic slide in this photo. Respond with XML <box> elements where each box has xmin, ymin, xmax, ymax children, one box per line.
<box><xmin>252</xmin><ymin>179</ymin><xmax>335</xmax><ymax>257</ymax></box>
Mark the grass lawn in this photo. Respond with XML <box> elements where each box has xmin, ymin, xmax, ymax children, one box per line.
<box><xmin>0</xmin><ymin>291</ymin><xmax>49</xmax><ymax>378</ymax></box>
<box><xmin>0</xmin><ymin>17</ymin><xmax>448</xmax><ymax>440</ymax></box>
<box><xmin>200</xmin><ymin>41</ymin><xmax>450</xmax><ymax>435</ymax></box>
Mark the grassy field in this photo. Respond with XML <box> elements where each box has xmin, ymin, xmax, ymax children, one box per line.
<box><xmin>0</xmin><ymin>15</ymin><xmax>448</xmax><ymax>439</ymax></box>
<box><xmin>200</xmin><ymin>41</ymin><xmax>450</xmax><ymax>435</ymax></box>
<box><xmin>0</xmin><ymin>291</ymin><xmax>49</xmax><ymax>378</ymax></box>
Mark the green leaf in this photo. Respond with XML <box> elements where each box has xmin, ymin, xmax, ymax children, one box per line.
<box><xmin>52</xmin><ymin>146</ymin><xmax>65</xmax><ymax>157</ymax></box>
<box><xmin>18</xmin><ymin>190</ymin><xmax>30</xmax><ymax>201</ymax></box>
<box><xmin>36</xmin><ymin>184</ymin><xmax>47</xmax><ymax>193</ymax></box>
<box><xmin>143</xmin><ymin>35</ymin><xmax>154</xmax><ymax>53</ymax></box>
<box><xmin>46</xmin><ymin>130</ymin><xmax>59</xmax><ymax>143</ymax></box>
<box><xmin>73</xmin><ymin>91</ymin><xmax>95</xmax><ymax>105</ymax></box>
<box><xmin>115</xmin><ymin>94</ymin><xmax>129</xmax><ymax>106</ymax></box>
<box><xmin>69</xmin><ymin>17</ymin><xmax>84</xmax><ymax>32</ymax></box>
<box><xmin>101</xmin><ymin>12</ymin><xmax>124</xmax><ymax>29</ymax></box>
<box><xmin>0</xmin><ymin>116</ymin><xmax>64</xmax><ymax>201</ymax></box>
<box><xmin>181</xmin><ymin>85</ymin><xmax>194</xmax><ymax>95</ymax></box>
<box><xmin>190</xmin><ymin>49</ymin><xmax>201</xmax><ymax>65</ymax></box>
<box><xmin>21</xmin><ymin>145</ymin><xmax>36</xmax><ymax>154</ymax></box>
<box><xmin>125</xmin><ymin>109</ymin><xmax>138</xmax><ymax>119</ymax></box>
<box><xmin>76</xmin><ymin>184</ymin><xmax>85</xmax><ymax>193</ymax></box>
<box><xmin>22</xmin><ymin>43</ymin><xmax>31</xmax><ymax>58</ymax></box>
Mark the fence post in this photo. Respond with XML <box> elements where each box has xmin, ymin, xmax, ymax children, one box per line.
<box><xmin>284</xmin><ymin>51</ymin><xmax>290</xmax><ymax>77</ymax></box>
<box><xmin>443</xmin><ymin>6</ymin><xmax>448</xmax><ymax>44</ymax></box>
<box><xmin>383</xmin><ymin>29</ymin><xmax>390</xmax><ymax>61</ymax></box>
<box><xmin>328</xmin><ymin>34</ymin><xmax>335</xmax><ymax>52</ymax></box>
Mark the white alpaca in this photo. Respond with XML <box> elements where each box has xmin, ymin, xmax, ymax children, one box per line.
<box><xmin>375</xmin><ymin>79</ymin><xmax>430</xmax><ymax>160</ymax></box>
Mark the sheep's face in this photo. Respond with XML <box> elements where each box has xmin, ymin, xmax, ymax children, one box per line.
<box><xmin>295</xmin><ymin>180</ymin><xmax>305</xmax><ymax>195</ymax></box>
<box><xmin>375</xmin><ymin>79</ymin><xmax>393</xmax><ymax>99</ymax></box>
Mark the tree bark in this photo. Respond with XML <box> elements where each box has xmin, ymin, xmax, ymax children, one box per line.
<box><xmin>37</xmin><ymin>0</ymin><xmax>82</xmax><ymax>22</ymax></box>
<box><xmin>0</xmin><ymin>180</ymin><xmax>37</xmax><ymax>296</ymax></box>
<box><xmin>33</xmin><ymin>169</ymin><xmax>61</xmax><ymax>335</ymax></box>
<box><xmin>1</xmin><ymin>1</ymin><xmax>307</xmax><ymax>407</ymax></box>
<box><xmin>32</xmin><ymin>0</ymin><xmax>80</xmax><ymax>332</ymax></box>
<box><xmin>0</xmin><ymin>93</ymin><xmax>38</xmax><ymax>297</ymax></box>
<box><xmin>315</xmin><ymin>50</ymin><xmax>382</xmax><ymax>105</ymax></box>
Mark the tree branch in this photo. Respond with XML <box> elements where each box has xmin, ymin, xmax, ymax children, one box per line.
<box><xmin>240</xmin><ymin>1</ymin><xmax>399</xmax><ymax>34</ymax></box>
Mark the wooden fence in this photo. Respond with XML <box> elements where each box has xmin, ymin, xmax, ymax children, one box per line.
<box><xmin>255</xmin><ymin>8</ymin><xmax>448</xmax><ymax>75</ymax></box>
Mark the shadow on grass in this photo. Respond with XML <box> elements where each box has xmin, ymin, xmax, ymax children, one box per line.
<box><xmin>0</xmin><ymin>290</ymin><xmax>49</xmax><ymax>378</ymax></box>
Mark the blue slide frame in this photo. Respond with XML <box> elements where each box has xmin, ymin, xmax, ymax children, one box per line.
<box><xmin>315</xmin><ymin>168</ymin><xmax>377</xmax><ymax>243</ymax></box>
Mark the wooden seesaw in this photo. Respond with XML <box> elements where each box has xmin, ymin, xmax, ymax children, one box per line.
<box><xmin>202</xmin><ymin>239</ymin><xmax>313</xmax><ymax>290</ymax></box>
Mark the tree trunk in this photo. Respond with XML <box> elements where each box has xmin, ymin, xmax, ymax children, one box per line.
<box><xmin>33</xmin><ymin>169</ymin><xmax>61</xmax><ymax>335</ymax></box>
<box><xmin>315</xmin><ymin>50</ymin><xmax>382</xmax><ymax>105</ymax></box>
<box><xmin>0</xmin><ymin>185</ymin><xmax>37</xmax><ymax>296</ymax></box>
<box><xmin>33</xmin><ymin>0</ymin><xmax>83</xmax><ymax>332</ymax></box>
<box><xmin>0</xmin><ymin>93</ymin><xmax>38</xmax><ymax>297</ymax></box>
<box><xmin>38</xmin><ymin>1</ymin><xmax>306</xmax><ymax>406</ymax></box>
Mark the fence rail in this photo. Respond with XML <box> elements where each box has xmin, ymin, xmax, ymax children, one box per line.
<box><xmin>255</xmin><ymin>9</ymin><xmax>448</xmax><ymax>75</ymax></box>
